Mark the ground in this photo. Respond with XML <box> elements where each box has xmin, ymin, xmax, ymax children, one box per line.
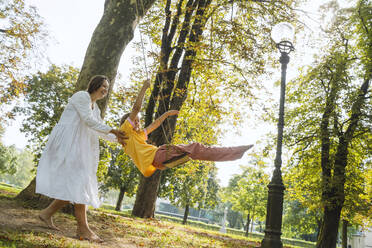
<box><xmin>0</xmin><ymin>187</ymin><xmax>262</xmax><ymax>248</ymax></box>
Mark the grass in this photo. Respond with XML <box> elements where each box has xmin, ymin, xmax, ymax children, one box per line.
<box><xmin>0</xmin><ymin>182</ymin><xmax>22</xmax><ymax>197</ymax></box>
<box><xmin>98</xmin><ymin>205</ymin><xmax>315</xmax><ymax>248</ymax></box>
<box><xmin>0</xmin><ymin>183</ymin><xmax>261</xmax><ymax>248</ymax></box>
<box><xmin>0</xmin><ymin>183</ymin><xmax>314</xmax><ymax>248</ymax></box>
<box><xmin>0</xmin><ymin>230</ymin><xmax>88</xmax><ymax>248</ymax></box>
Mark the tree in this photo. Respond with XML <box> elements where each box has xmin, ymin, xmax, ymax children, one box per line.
<box><xmin>226</xmin><ymin>209</ymin><xmax>244</xmax><ymax>229</ymax></box>
<box><xmin>74</xmin><ymin>0</ymin><xmax>157</xmax><ymax>116</ymax></box>
<box><xmin>161</xmin><ymin>161</ymin><xmax>219</xmax><ymax>224</ymax></box>
<box><xmin>0</xmin><ymin>0</ymin><xmax>46</xmax><ymax>121</ymax></box>
<box><xmin>0</xmin><ymin>148</ymin><xmax>34</xmax><ymax>188</ymax></box>
<box><xmin>99</xmin><ymin>146</ymin><xmax>140</xmax><ymax>211</ymax></box>
<box><xmin>132</xmin><ymin>0</ymin><xmax>297</xmax><ymax>218</ymax></box>
<box><xmin>154</xmin><ymin>80</ymin><xmax>222</xmax><ymax>224</ymax></box>
<box><xmin>221</xmin><ymin>163</ymin><xmax>269</xmax><ymax>237</ymax></box>
<box><xmin>281</xmin><ymin>199</ymin><xmax>321</xmax><ymax>241</ymax></box>
<box><xmin>283</xmin><ymin>1</ymin><xmax>371</xmax><ymax>247</ymax></box>
<box><xmin>0</xmin><ymin>142</ymin><xmax>19</xmax><ymax>175</ymax></box>
<box><xmin>13</xmin><ymin>65</ymin><xmax>78</xmax><ymax>160</ymax></box>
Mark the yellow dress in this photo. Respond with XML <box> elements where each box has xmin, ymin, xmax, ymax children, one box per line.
<box><xmin>119</xmin><ymin>119</ymin><xmax>158</xmax><ymax>177</ymax></box>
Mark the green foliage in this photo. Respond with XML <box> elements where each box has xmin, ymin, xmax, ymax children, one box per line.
<box><xmin>226</xmin><ymin>209</ymin><xmax>244</xmax><ymax>229</ymax></box>
<box><xmin>221</xmin><ymin>158</ymin><xmax>269</xmax><ymax>229</ymax></box>
<box><xmin>283</xmin><ymin>0</ymin><xmax>372</xmax><ymax>236</ymax></box>
<box><xmin>13</xmin><ymin>65</ymin><xmax>79</xmax><ymax>161</ymax></box>
<box><xmin>282</xmin><ymin>199</ymin><xmax>320</xmax><ymax>240</ymax></box>
<box><xmin>0</xmin><ymin>142</ymin><xmax>19</xmax><ymax>175</ymax></box>
<box><xmin>154</xmin><ymin>212</ymin><xmax>316</xmax><ymax>248</ymax></box>
<box><xmin>0</xmin><ymin>0</ymin><xmax>47</xmax><ymax>121</ymax></box>
<box><xmin>98</xmin><ymin>145</ymin><xmax>140</xmax><ymax>198</ymax></box>
<box><xmin>0</xmin><ymin>182</ymin><xmax>22</xmax><ymax>198</ymax></box>
<box><xmin>161</xmin><ymin>161</ymin><xmax>220</xmax><ymax>214</ymax></box>
<box><xmin>137</xmin><ymin>0</ymin><xmax>299</xmax><ymax>126</ymax></box>
<box><xmin>157</xmin><ymin>89</ymin><xmax>222</xmax><ymax>214</ymax></box>
<box><xmin>0</xmin><ymin>148</ymin><xmax>34</xmax><ymax>188</ymax></box>
<box><xmin>130</xmin><ymin>0</ymin><xmax>300</xmax><ymax>218</ymax></box>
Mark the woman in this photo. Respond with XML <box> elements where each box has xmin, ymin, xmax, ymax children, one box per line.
<box><xmin>36</xmin><ymin>75</ymin><xmax>126</xmax><ymax>242</ymax></box>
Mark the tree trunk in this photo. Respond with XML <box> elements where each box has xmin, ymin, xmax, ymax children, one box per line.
<box><xmin>15</xmin><ymin>178</ymin><xmax>50</xmax><ymax>209</ymax></box>
<box><xmin>132</xmin><ymin>0</ymin><xmax>212</xmax><ymax>218</ymax></box>
<box><xmin>15</xmin><ymin>0</ymin><xmax>157</xmax><ymax>209</ymax></box>
<box><xmin>132</xmin><ymin>171</ymin><xmax>162</xmax><ymax>218</ymax></box>
<box><xmin>75</xmin><ymin>0</ymin><xmax>157</xmax><ymax>117</ymax></box>
<box><xmin>317</xmin><ymin>76</ymin><xmax>370</xmax><ymax>248</ymax></box>
<box><xmin>245</xmin><ymin>213</ymin><xmax>250</xmax><ymax>237</ymax></box>
<box><xmin>342</xmin><ymin>219</ymin><xmax>348</xmax><ymax>248</ymax></box>
<box><xmin>182</xmin><ymin>204</ymin><xmax>190</xmax><ymax>225</ymax></box>
<box><xmin>115</xmin><ymin>186</ymin><xmax>126</xmax><ymax>211</ymax></box>
<box><xmin>250</xmin><ymin>214</ymin><xmax>254</xmax><ymax>233</ymax></box>
<box><xmin>316</xmin><ymin>205</ymin><xmax>342</xmax><ymax>248</ymax></box>
<box><xmin>15</xmin><ymin>178</ymin><xmax>73</xmax><ymax>214</ymax></box>
<box><xmin>316</xmin><ymin>218</ymin><xmax>322</xmax><ymax>239</ymax></box>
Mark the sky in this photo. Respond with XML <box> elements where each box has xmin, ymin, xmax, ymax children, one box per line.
<box><xmin>2</xmin><ymin>0</ymin><xmax>326</xmax><ymax>186</ymax></box>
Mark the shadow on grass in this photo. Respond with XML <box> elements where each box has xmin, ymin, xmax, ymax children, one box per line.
<box><xmin>0</xmin><ymin>232</ymin><xmax>61</xmax><ymax>248</ymax></box>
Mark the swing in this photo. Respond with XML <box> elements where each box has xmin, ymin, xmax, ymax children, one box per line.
<box><xmin>163</xmin><ymin>154</ymin><xmax>190</xmax><ymax>169</ymax></box>
<box><xmin>136</xmin><ymin>0</ymin><xmax>191</xmax><ymax>169</ymax></box>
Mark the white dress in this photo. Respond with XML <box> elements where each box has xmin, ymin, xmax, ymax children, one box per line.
<box><xmin>36</xmin><ymin>91</ymin><xmax>116</xmax><ymax>208</ymax></box>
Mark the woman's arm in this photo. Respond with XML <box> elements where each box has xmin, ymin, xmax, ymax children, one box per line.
<box><xmin>70</xmin><ymin>92</ymin><xmax>128</xmax><ymax>144</ymax></box>
<box><xmin>145</xmin><ymin>110</ymin><xmax>179</xmax><ymax>135</ymax></box>
<box><xmin>129</xmin><ymin>80</ymin><xmax>150</xmax><ymax>121</ymax></box>
<box><xmin>70</xmin><ymin>91</ymin><xmax>112</xmax><ymax>133</ymax></box>
<box><xmin>99</xmin><ymin>130</ymin><xmax>127</xmax><ymax>146</ymax></box>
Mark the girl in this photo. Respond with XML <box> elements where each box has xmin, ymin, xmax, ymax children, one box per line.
<box><xmin>119</xmin><ymin>80</ymin><xmax>253</xmax><ymax>177</ymax></box>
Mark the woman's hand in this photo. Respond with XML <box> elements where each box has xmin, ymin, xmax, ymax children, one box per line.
<box><xmin>166</xmin><ymin>110</ymin><xmax>179</xmax><ymax>116</ymax></box>
<box><xmin>110</xmin><ymin>129</ymin><xmax>128</xmax><ymax>146</ymax></box>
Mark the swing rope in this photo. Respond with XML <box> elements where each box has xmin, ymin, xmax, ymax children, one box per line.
<box><xmin>136</xmin><ymin>0</ymin><xmax>173</xmax><ymax>144</ymax></box>
<box><xmin>134</xmin><ymin>0</ymin><xmax>192</xmax><ymax>169</ymax></box>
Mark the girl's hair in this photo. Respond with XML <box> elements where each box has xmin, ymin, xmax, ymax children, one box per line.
<box><xmin>120</xmin><ymin>113</ymin><xmax>130</xmax><ymax>126</ymax></box>
<box><xmin>87</xmin><ymin>75</ymin><xmax>109</xmax><ymax>94</ymax></box>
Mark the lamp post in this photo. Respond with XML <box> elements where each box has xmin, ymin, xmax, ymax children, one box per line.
<box><xmin>261</xmin><ymin>22</ymin><xmax>294</xmax><ymax>248</ymax></box>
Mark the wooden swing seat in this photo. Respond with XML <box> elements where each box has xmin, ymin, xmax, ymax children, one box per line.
<box><xmin>163</xmin><ymin>154</ymin><xmax>191</xmax><ymax>168</ymax></box>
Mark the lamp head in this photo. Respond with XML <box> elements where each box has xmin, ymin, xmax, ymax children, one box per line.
<box><xmin>271</xmin><ymin>22</ymin><xmax>295</xmax><ymax>54</ymax></box>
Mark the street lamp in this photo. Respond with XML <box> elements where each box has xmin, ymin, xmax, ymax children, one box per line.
<box><xmin>261</xmin><ymin>22</ymin><xmax>295</xmax><ymax>248</ymax></box>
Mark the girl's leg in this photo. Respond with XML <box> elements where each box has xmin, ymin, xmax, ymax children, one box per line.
<box><xmin>39</xmin><ymin>199</ymin><xmax>69</xmax><ymax>230</ymax></box>
<box><xmin>153</xmin><ymin>143</ymin><xmax>253</xmax><ymax>169</ymax></box>
<box><xmin>180</xmin><ymin>143</ymin><xmax>253</xmax><ymax>161</ymax></box>
<box><xmin>74</xmin><ymin>204</ymin><xmax>102</xmax><ymax>242</ymax></box>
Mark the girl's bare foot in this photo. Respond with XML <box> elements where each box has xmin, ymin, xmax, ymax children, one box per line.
<box><xmin>38</xmin><ymin>212</ymin><xmax>60</xmax><ymax>231</ymax></box>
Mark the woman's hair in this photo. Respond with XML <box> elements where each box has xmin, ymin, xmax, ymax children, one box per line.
<box><xmin>120</xmin><ymin>113</ymin><xmax>130</xmax><ymax>126</ymax></box>
<box><xmin>87</xmin><ymin>75</ymin><xmax>109</xmax><ymax>94</ymax></box>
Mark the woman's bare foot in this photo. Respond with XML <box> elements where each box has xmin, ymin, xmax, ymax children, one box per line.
<box><xmin>38</xmin><ymin>212</ymin><xmax>60</xmax><ymax>231</ymax></box>
<box><xmin>77</xmin><ymin>228</ymin><xmax>103</xmax><ymax>243</ymax></box>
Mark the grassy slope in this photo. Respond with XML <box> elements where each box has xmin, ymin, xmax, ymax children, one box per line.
<box><xmin>0</xmin><ymin>183</ymin><xmax>262</xmax><ymax>248</ymax></box>
<box><xmin>0</xmin><ymin>183</ymin><xmax>316</xmax><ymax>248</ymax></box>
